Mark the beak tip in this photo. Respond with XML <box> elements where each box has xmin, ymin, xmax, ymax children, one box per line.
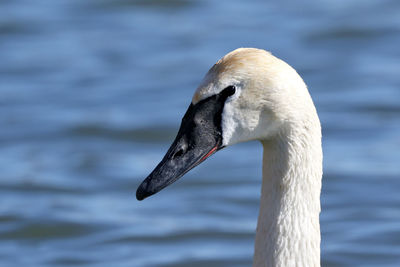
<box><xmin>136</xmin><ymin>186</ymin><xmax>147</xmax><ymax>201</ymax></box>
<box><xmin>136</xmin><ymin>191</ymin><xmax>144</xmax><ymax>201</ymax></box>
<box><xmin>136</xmin><ymin>179</ymin><xmax>153</xmax><ymax>201</ymax></box>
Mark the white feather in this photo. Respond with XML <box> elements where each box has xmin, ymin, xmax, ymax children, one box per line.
<box><xmin>193</xmin><ymin>48</ymin><xmax>322</xmax><ymax>267</ymax></box>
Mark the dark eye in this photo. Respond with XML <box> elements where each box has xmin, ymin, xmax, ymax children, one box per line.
<box><xmin>221</xmin><ymin>85</ymin><xmax>236</xmax><ymax>97</ymax></box>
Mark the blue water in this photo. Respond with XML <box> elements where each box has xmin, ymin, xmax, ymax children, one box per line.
<box><xmin>1</xmin><ymin>0</ymin><xmax>400</xmax><ymax>266</ymax></box>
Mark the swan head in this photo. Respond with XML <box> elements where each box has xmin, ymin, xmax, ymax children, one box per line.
<box><xmin>137</xmin><ymin>48</ymin><xmax>314</xmax><ymax>200</ymax></box>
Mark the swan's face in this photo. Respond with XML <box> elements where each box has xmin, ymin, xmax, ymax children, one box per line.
<box><xmin>137</xmin><ymin>48</ymin><xmax>306</xmax><ymax>200</ymax></box>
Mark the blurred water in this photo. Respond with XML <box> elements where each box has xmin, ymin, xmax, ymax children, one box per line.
<box><xmin>1</xmin><ymin>0</ymin><xmax>400</xmax><ymax>266</ymax></box>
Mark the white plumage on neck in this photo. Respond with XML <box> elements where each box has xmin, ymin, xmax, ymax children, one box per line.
<box><xmin>193</xmin><ymin>48</ymin><xmax>323</xmax><ymax>267</ymax></box>
<box><xmin>254</xmin><ymin>121</ymin><xmax>322</xmax><ymax>267</ymax></box>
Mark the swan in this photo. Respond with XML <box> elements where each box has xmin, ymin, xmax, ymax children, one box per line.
<box><xmin>136</xmin><ymin>48</ymin><xmax>322</xmax><ymax>267</ymax></box>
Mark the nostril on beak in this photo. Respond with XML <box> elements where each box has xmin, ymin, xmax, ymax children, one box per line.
<box><xmin>172</xmin><ymin>148</ymin><xmax>184</xmax><ymax>159</ymax></box>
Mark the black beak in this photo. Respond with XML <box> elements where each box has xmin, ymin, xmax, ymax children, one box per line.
<box><xmin>136</xmin><ymin>86</ymin><xmax>235</xmax><ymax>200</ymax></box>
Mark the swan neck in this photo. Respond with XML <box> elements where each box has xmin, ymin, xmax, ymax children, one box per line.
<box><xmin>253</xmin><ymin>127</ymin><xmax>322</xmax><ymax>267</ymax></box>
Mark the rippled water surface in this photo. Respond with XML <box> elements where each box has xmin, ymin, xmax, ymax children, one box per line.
<box><xmin>1</xmin><ymin>0</ymin><xmax>400</xmax><ymax>266</ymax></box>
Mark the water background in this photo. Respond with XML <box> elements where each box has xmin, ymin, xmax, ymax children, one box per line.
<box><xmin>1</xmin><ymin>0</ymin><xmax>400</xmax><ymax>266</ymax></box>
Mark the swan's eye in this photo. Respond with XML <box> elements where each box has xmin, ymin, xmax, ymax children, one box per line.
<box><xmin>221</xmin><ymin>85</ymin><xmax>236</xmax><ymax>97</ymax></box>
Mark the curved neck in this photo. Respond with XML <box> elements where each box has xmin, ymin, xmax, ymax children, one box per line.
<box><xmin>253</xmin><ymin>124</ymin><xmax>322</xmax><ymax>267</ymax></box>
